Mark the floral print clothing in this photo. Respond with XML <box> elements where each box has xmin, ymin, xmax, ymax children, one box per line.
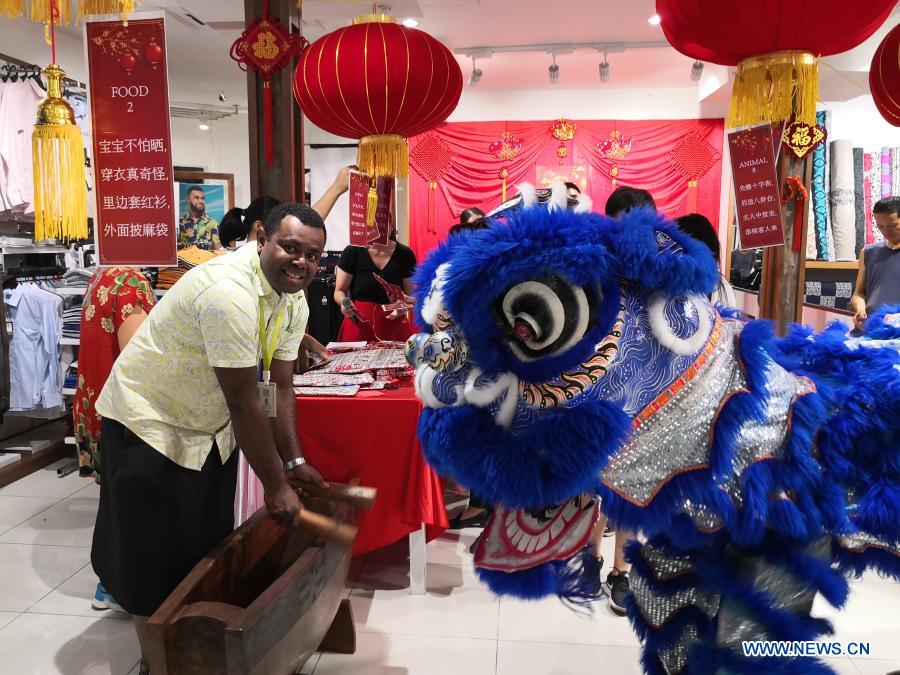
<box><xmin>74</xmin><ymin>267</ymin><xmax>155</xmax><ymax>479</ymax></box>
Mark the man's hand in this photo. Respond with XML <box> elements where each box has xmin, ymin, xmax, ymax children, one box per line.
<box><xmin>287</xmin><ymin>462</ymin><xmax>329</xmax><ymax>489</ymax></box>
<box><xmin>265</xmin><ymin>481</ymin><xmax>302</xmax><ymax>527</ymax></box>
<box><xmin>853</xmin><ymin>308</ymin><xmax>868</xmax><ymax>332</ymax></box>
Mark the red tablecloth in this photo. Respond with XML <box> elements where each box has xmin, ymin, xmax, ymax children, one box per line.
<box><xmin>296</xmin><ymin>384</ymin><xmax>448</xmax><ymax>555</ymax></box>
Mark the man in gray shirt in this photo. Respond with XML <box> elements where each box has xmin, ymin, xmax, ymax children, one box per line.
<box><xmin>851</xmin><ymin>197</ymin><xmax>900</xmax><ymax>331</ymax></box>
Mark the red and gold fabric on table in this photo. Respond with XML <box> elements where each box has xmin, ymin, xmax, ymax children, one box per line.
<box><xmin>296</xmin><ymin>383</ymin><xmax>448</xmax><ymax>555</ymax></box>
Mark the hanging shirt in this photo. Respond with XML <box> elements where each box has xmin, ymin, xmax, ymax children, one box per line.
<box><xmin>73</xmin><ymin>267</ymin><xmax>156</xmax><ymax>477</ymax></box>
<box><xmin>4</xmin><ymin>284</ymin><xmax>63</xmax><ymax>411</ymax></box>
<box><xmin>0</xmin><ymin>80</ymin><xmax>42</xmax><ymax>215</ymax></box>
<box><xmin>96</xmin><ymin>243</ymin><xmax>309</xmax><ymax>471</ymax></box>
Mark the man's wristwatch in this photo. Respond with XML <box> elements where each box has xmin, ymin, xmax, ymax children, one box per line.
<box><xmin>284</xmin><ymin>457</ymin><xmax>307</xmax><ymax>472</ymax></box>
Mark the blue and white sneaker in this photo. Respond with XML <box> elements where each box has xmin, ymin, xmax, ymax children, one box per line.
<box><xmin>92</xmin><ymin>582</ymin><xmax>126</xmax><ymax>613</ymax></box>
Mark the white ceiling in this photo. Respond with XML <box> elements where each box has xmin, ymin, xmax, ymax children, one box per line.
<box><xmin>1</xmin><ymin>0</ymin><xmax>897</xmax><ymax>108</ymax></box>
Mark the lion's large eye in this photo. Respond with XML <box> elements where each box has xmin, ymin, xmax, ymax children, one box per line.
<box><xmin>498</xmin><ymin>276</ymin><xmax>600</xmax><ymax>361</ymax></box>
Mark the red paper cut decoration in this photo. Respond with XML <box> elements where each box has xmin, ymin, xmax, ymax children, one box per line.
<box><xmin>870</xmin><ymin>23</ymin><xmax>900</xmax><ymax>127</ymax></box>
<box><xmin>410</xmin><ymin>134</ymin><xmax>454</xmax><ymax>234</ymax></box>
<box><xmin>666</xmin><ymin>131</ymin><xmax>721</xmax><ymax>214</ymax></box>
<box><xmin>230</xmin><ymin>0</ymin><xmax>306</xmax><ymax>166</ymax></box>
<box><xmin>596</xmin><ymin>130</ymin><xmax>634</xmax><ymax>160</ymax></box>
<box><xmin>293</xmin><ymin>14</ymin><xmax>462</xmax><ymax>179</ymax></box>
<box><xmin>781</xmin><ymin>120</ymin><xmax>827</xmax><ymax>159</ymax></box>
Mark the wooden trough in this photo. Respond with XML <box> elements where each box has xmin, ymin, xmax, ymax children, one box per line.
<box><xmin>146</xmin><ymin>483</ymin><xmax>369</xmax><ymax>674</ymax></box>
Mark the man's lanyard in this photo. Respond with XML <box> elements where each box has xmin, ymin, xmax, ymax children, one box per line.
<box><xmin>259</xmin><ymin>296</ymin><xmax>286</xmax><ymax>384</ymax></box>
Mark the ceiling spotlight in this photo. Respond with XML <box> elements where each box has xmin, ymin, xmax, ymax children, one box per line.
<box><xmin>549</xmin><ymin>55</ymin><xmax>559</xmax><ymax>84</ymax></box>
<box><xmin>468</xmin><ymin>57</ymin><xmax>482</xmax><ymax>87</ymax></box>
<box><xmin>648</xmin><ymin>13</ymin><xmax>661</xmax><ymax>25</ymax></box>
<box><xmin>401</xmin><ymin>18</ymin><xmax>419</xmax><ymax>28</ymax></box>
<box><xmin>691</xmin><ymin>60</ymin><xmax>704</xmax><ymax>81</ymax></box>
<box><xmin>198</xmin><ymin>118</ymin><xmax>210</xmax><ymax>131</ymax></box>
<box><xmin>599</xmin><ymin>50</ymin><xmax>610</xmax><ymax>83</ymax></box>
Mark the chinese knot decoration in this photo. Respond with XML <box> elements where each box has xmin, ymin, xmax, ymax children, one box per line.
<box><xmin>781</xmin><ymin>120</ymin><xmax>827</xmax><ymax>159</ymax></box>
<box><xmin>230</xmin><ymin>0</ymin><xmax>306</xmax><ymax>166</ymax></box>
<box><xmin>596</xmin><ymin>130</ymin><xmax>633</xmax><ymax>160</ymax></box>
<box><xmin>293</xmin><ymin>13</ymin><xmax>462</xmax><ymax>179</ymax></box>
<box><xmin>666</xmin><ymin>131</ymin><xmax>721</xmax><ymax>214</ymax></box>
<box><xmin>410</xmin><ymin>134</ymin><xmax>454</xmax><ymax>234</ymax></box>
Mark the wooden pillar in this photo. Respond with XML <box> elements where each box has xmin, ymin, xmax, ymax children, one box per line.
<box><xmin>758</xmin><ymin>145</ymin><xmax>813</xmax><ymax>335</ymax></box>
<box><xmin>244</xmin><ymin>0</ymin><xmax>305</xmax><ymax>203</ymax></box>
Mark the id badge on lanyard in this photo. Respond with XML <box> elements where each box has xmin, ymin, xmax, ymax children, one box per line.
<box><xmin>259</xmin><ymin>296</ymin><xmax>286</xmax><ymax>417</ymax></box>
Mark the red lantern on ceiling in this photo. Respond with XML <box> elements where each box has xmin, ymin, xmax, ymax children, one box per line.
<box><xmin>656</xmin><ymin>0</ymin><xmax>896</xmax><ymax>127</ymax></box>
<box><xmin>870</xmin><ymin>23</ymin><xmax>900</xmax><ymax>127</ymax></box>
<box><xmin>293</xmin><ymin>13</ymin><xmax>463</xmax><ymax>178</ymax></box>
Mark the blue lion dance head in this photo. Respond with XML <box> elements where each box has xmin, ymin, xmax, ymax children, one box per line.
<box><xmin>405</xmin><ymin>188</ymin><xmax>900</xmax><ymax>675</ymax></box>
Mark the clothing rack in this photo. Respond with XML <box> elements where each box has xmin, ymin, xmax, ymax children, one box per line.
<box><xmin>0</xmin><ymin>52</ymin><xmax>86</xmax><ymax>94</ymax></box>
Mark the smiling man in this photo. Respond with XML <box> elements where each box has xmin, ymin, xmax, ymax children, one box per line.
<box><xmin>91</xmin><ymin>202</ymin><xmax>328</xmax><ymax>669</ymax></box>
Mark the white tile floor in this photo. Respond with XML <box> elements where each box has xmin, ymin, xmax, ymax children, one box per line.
<box><xmin>0</xmin><ymin>459</ymin><xmax>896</xmax><ymax>674</ymax></box>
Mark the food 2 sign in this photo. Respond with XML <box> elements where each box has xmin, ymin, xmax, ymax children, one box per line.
<box><xmin>85</xmin><ymin>12</ymin><xmax>177</xmax><ymax>266</ymax></box>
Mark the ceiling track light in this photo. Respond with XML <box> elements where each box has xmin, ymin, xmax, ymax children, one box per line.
<box><xmin>691</xmin><ymin>60</ymin><xmax>704</xmax><ymax>81</ymax></box>
<box><xmin>599</xmin><ymin>50</ymin><xmax>610</xmax><ymax>83</ymax></box>
<box><xmin>549</xmin><ymin>54</ymin><xmax>559</xmax><ymax>84</ymax></box>
<box><xmin>648</xmin><ymin>13</ymin><xmax>661</xmax><ymax>25</ymax></box>
<box><xmin>468</xmin><ymin>57</ymin><xmax>482</xmax><ymax>88</ymax></box>
<box><xmin>198</xmin><ymin>118</ymin><xmax>210</xmax><ymax>131</ymax></box>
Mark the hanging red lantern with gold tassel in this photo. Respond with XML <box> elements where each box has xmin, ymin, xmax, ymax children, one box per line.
<box><xmin>0</xmin><ymin>0</ymin><xmax>135</xmax><ymax>23</ymax></box>
<box><xmin>870</xmin><ymin>22</ymin><xmax>900</xmax><ymax>127</ymax></box>
<box><xmin>293</xmin><ymin>12</ymin><xmax>462</xmax><ymax>182</ymax></box>
<box><xmin>32</xmin><ymin>0</ymin><xmax>87</xmax><ymax>242</ymax></box>
<box><xmin>657</xmin><ymin>0</ymin><xmax>895</xmax><ymax>127</ymax></box>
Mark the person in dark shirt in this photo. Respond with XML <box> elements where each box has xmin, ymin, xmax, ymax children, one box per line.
<box><xmin>333</xmin><ymin>224</ymin><xmax>417</xmax><ymax>343</ymax></box>
<box><xmin>851</xmin><ymin>197</ymin><xmax>900</xmax><ymax>332</ymax></box>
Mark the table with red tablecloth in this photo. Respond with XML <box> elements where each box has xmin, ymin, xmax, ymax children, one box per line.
<box><xmin>295</xmin><ymin>384</ymin><xmax>448</xmax><ymax>557</ymax></box>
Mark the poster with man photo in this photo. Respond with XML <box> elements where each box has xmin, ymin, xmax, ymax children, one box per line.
<box><xmin>177</xmin><ymin>182</ymin><xmax>226</xmax><ymax>251</ymax></box>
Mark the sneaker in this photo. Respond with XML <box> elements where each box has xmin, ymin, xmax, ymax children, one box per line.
<box><xmin>604</xmin><ymin>570</ymin><xmax>630</xmax><ymax>615</ymax></box>
<box><xmin>603</xmin><ymin>526</ymin><xmax>615</xmax><ymax>537</ymax></box>
<box><xmin>580</xmin><ymin>547</ymin><xmax>605</xmax><ymax>598</ymax></box>
<box><xmin>92</xmin><ymin>582</ymin><xmax>126</xmax><ymax>613</ymax></box>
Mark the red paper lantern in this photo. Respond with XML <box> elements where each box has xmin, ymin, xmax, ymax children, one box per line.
<box><xmin>870</xmin><ymin>23</ymin><xmax>900</xmax><ymax>127</ymax></box>
<box><xmin>657</xmin><ymin>0</ymin><xmax>895</xmax><ymax>126</ymax></box>
<box><xmin>293</xmin><ymin>14</ymin><xmax>462</xmax><ymax>177</ymax></box>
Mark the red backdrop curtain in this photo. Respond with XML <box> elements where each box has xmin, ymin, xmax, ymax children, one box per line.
<box><xmin>408</xmin><ymin>118</ymin><xmax>725</xmax><ymax>260</ymax></box>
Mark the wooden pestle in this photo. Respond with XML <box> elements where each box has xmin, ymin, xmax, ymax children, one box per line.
<box><xmin>289</xmin><ymin>480</ymin><xmax>377</xmax><ymax>510</ymax></box>
<box><xmin>293</xmin><ymin>507</ymin><xmax>358</xmax><ymax>547</ymax></box>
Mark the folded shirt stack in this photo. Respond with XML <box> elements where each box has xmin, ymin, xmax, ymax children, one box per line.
<box><xmin>62</xmin><ymin>305</ymin><xmax>82</xmax><ymax>339</ymax></box>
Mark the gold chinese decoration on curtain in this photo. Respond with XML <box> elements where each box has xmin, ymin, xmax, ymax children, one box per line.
<box><xmin>0</xmin><ymin>1</ymin><xmax>136</xmax><ymax>24</ymax></box>
<box><xmin>595</xmin><ymin>130</ymin><xmax>634</xmax><ymax>186</ymax></box>
<box><xmin>410</xmin><ymin>133</ymin><xmax>454</xmax><ymax>234</ymax></box>
<box><xmin>665</xmin><ymin>131</ymin><xmax>721</xmax><ymax>214</ymax></box>
<box><xmin>488</xmin><ymin>130</ymin><xmax>523</xmax><ymax>200</ymax></box>
<box><xmin>550</xmin><ymin>118</ymin><xmax>576</xmax><ymax>165</ymax></box>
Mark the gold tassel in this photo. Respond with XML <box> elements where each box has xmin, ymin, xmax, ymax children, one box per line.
<box><xmin>32</xmin><ymin>64</ymin><xmax>88</xmax><ymax>243</ymax></box>
<box><xmin>727</xmin><ymin>51</ymin><xmax>818</xmax><ymax>128</ymax></box>
<box><xmin>28</xmin><ymin>0</ymin><xmax>70</xmax><ymax>24</ymax></box>
<box><xmin>0</xmin><ymin>0</ymin><xmax>25</xmax><ymax>19</ymax></box>
<box><xmin>365</xmin><ymin>180</ymin><xmax>379</xmax><ymax>229</ymax></box>
<box><xmin>77</xmin><ymin>0</ymin><xmax>137</xmax><ymax>25</ymax></box>
<box><xmin>357</xmin><ymin>134</ymin><xmax>409</xmax><ymax>178</ymax></box>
